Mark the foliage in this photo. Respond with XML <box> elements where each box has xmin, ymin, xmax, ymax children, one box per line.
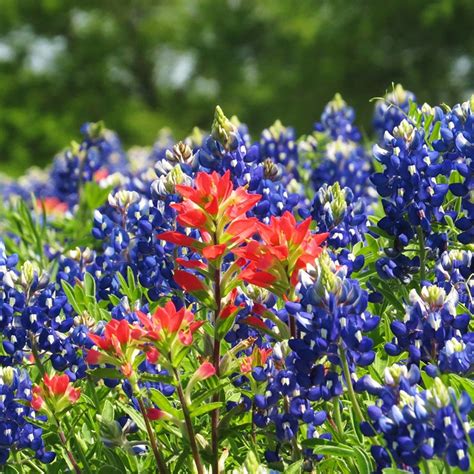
<box><xmin>0</xmin><ymin>87</ymin><xmax>472</xmax><ymax>473</ymax></box>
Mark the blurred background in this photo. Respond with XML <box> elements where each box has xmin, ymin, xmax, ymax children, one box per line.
<box><xmin>1</xmin><ymin>0</ymin><xmax>474</xmax><ymax>175</ymax></box>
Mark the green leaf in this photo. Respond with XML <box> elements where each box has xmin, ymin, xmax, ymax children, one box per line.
<box><xmin>149</xmin><ymin>388</ymin><xmax>180</xmax><ymax>418</ymax></box>
<box><xmin>117</xmin><ymin>402</ymin><xmax>147</xmax><ymax>433</ymax></box>
<box><xmin>62</xmin><ymin>279</ymin><xmax>81</xmax><ymax>314</ymax></box>
<box><xmin>102</xmin><ymin>400</ymin><xmax>115</xmax><ymax>423</ymax></box>
<box><xmin>189</xmin><ymin>402</ymin><xmax>222</xmax><ymax>417</ymax></box>
<box><xmin>285</xmin><ymin>460</ymin><xmax>304</xmax><ymax>474</ymax></box>
<box><xmin>98</xmin><ymin>466</ymin><xmax>124</xmax><ymax>474</ymax></box>
<box><xmin>88</xmin><ymin>368</ymin><xmax>124</xmax><ymax>381</ymax></box>
<box><xmin>84</xmin><ymin>272</ymin><xmax>96</xmax><ymax>297</ymax></box>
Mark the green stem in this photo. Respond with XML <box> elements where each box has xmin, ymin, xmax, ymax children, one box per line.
<box><xmin>63</xmin><ymin>419</ymin><xmax>92</xmax><ymax>474</ymax></box>
<box><xmin>417</xmin><ymin>226</ymin><xmax>427</xmax><ymax>283</ymax></box>
<box><xmin>136</xmin><ymin>395</ymin><xmax>169</xmax><ymax>474</ymax></box>
<box><xmin>29</xmin><ymin>332</ymin><xmax>46</xmax><ymax>378</ymax></box>
<box><xmin>211</xmin><ymin>264</ymin><xmax>222</xmax><ymax>474</ymax></box>
<box><xmin>30</xmin><ymin>335</ymin><xmax>81</xmax><ymax>473</ymax></box>
<box><xmin>338</xmin><ymin>345</ymin><xmax>364</xmax><ymax>423</ymax></box>
<box><xmin>334</xmin><ymin>397</ymin><xmax>344</xmax><ymax>435</ymax></box>
<box><xmin>173</xmin><ymin>369</ymin><xmax>204</xmax><ymax>474</ymax></box>
<box><xmin>443</xmin><ymin>459</ymin><xmax>452</xmax><ymax>474</ymax></box>
<box><xmin>12</xmin><ymin>450</ymin><xmax>25</xmax><ymax>474</ymax></box>
<box><xmin>57</xmin><ymin>428</ymin><xmax>82</xmax><ymax>474</ymax></box>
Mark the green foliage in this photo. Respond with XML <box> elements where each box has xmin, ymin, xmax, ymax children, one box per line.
<box><xmin>1</xmin><ymin>0</ymin><xmax>474</xmax><ymax>174</ymax></box>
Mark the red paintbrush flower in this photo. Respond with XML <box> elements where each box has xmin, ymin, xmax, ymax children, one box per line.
<box><xmin>37</xmin><ymin>197</ymin><xmax>68</xmax><ymax>215</ymax></box>
<box><xmin>174</xmin><ymin>269</ymin><xmax>207</xmax><ymax>292</ymax></box>
<box><xmin>136</xmin><ymin>300</ymin><xmax>204</xmax><ymax>348</ymax></box>
<box><xmin>31</xmin><ymin>373</ymin><xmax>80</xmax><ymax>413</ymax></box>
<box><xmin>234</xmin><ymin>211</ymin><xmax>329</xmax><ymax>295</ymax></box>
<box><xmin>169</xmin><ymin>170</ymin><xmax>260</xmax><ymax>234</ymax></box>
<box><xmin>86</xmin><ymin>319</ymin><xmax>144</xmax><ymax>379</ymax></box>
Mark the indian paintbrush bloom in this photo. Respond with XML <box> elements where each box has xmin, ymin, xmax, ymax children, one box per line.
<box><xmin>235</xmin><ymin>211</ymin><xmax>329</xmax><ymax>296</ymax></box>
<box><xmin>136</xmin><ymin>300</ymin><xmax>204</xmax><ymax>351</ymax></box>
<box><xmin>31</xmin><ymin>373</ymin><xmax>80</xmax><ymax>413</ymax></box>
<box><xmin>86</xmin><ymin>319</ymin><xmax>144</xmax><ymax>378</ymax></box>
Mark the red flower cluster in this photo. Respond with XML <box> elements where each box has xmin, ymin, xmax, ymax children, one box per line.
<box><xmin>159</xmin><ymin>170</ymin><xmax>261</xmax><ymax>300</ymax></box>
<box><xmin>171</xmin><ymin>170</ymin><xmax>260</xmax><ymax>233</ymax></box>
<box><xmin>234</xmin><ymin>211</ymin><xmax>329</xmax><ymax>296</ymax></box>
<box><xmin>31</xmin><ymin>373</ymin><xmax>80</xmax><ymax>413</ymax></box>
<box><xmin>86</xmin><ymin>319</ymin><xmax>143</xmax><ymax>378</ymax></box>
<box><xmin>137</xmin><ymin>300</ymin><xmax>204</xmax><ymax>349</ymax></box>
<box><xmin>86</xmin><ymin>302</ymin><xmax>204</xmax><ymax>374</ymax></box>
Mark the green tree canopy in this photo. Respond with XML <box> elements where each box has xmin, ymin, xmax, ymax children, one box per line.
<box><xmin>0</xmin><ymin>0</ymin><xmax>473</xmax><ymax>174</ymax></box>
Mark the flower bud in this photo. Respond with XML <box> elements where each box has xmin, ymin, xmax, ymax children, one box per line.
<box><xmin>211</xmin><ymin>106</ymin><xmax>238</xmax><ymax>151</ymax></box>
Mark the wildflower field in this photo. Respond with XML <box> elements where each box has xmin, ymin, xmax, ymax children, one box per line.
<box><xmin>0</xmin><ymin>85</ymin><xmax>472</xmax><ymax>473</ymax></box>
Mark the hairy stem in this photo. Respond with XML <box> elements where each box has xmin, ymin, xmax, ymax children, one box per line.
<box><xmin>57</xmin><ymin>428</ymin><xmax>82</xmax><ymax>474</ymax></box>
<box><xmin>338</xmin><ymin>345</ymin><xmax>364</xmax><ymax>423</ymax></box>
<box><xmin>173</xmin><ymin>369</ymin><xmax>204</xmax><ymax>474</ymax></box>
<box><xmin>211</xmin><ymin>264</ymin><xmax>222</xmax><ymax>474</ymax></box>
<box><xmin>136</xmin><ymin>395</ymin><xmax>169</xmax><ymax>474</ymax></box>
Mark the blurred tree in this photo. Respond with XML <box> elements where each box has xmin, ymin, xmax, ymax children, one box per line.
<box><xmin>0</xmin><ymin>0</ymin><xmax>473</xmax><ymax>174</ymax></box>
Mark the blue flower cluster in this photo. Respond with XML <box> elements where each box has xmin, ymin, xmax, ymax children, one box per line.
<box><xmin>0</xmin><ymin>243</ymin><xmax>85</xmax><ymax>378</ymax></box>
<box><xmin>0</xmin><ymin>367</ymin><xmax>54</xmax><ymax>464</ymax></box>
<box><xmin>311</xmin><ymin>182</ymin><xmax>368</xmax><ymax>249</ymax></box>
<box><xmin>372</xmin><ymin>118</ymin><xmax>449</xmax><ymax>281</ymax></box>
<box><xmin>358</xmin><ymin>365</ymin><xmax>474</xmax><ymax>472</ymax></box>
<box><xmin>432</xmin><ymin>98</ymin><xmax>474</xmax><ymax>245</ymax></box>
<box><xmin>373</xmin><ymin>84</ymin><xmax>416</xmax><ymax>137</ymax></box>
<box><xmin>385</xmin><ymin>284</ymin><xmax>472</xmax><ymax>374</ymax></box>
<box><xmin>48</xmin><ymin>122</ymin><xmax>127</xmax><ymax>208</ymax></box>
<box><xmin>306</xmin><ymin>94</ymin><xmax>372</xmax><ymax>199</ymax></box>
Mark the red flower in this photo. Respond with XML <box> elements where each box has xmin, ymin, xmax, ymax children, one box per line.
<box><xmin>158</xmin><ymin>231</ymin><xmax>200</xmax><ymax>248</ymax></box>
<box><xmin>86</xmin><ymin>319</ymin><xmax>143</xmax><ymax>378</ymax></box>
<box><xmin>37</xmin><ymin>197</ymin><xmax>68</xmax><ymax>215</ymax></box>
<box><xmin>171</xmin><ymin>170</ymin><xmax>261</xmax><ymax>232</ymax></box>
<box><xmin>93</xmin><ymin>168</ymin><xmax>109</xmax><ymax>182</ymax></box>
<box><xmin>137</xmin><ymin>300</ymin><xmax>204</xmax><ymax>347</ymax></box>
<box><xmin>240</xmin><ymin>347</ymin><xmax>272</xmax><ymax>374</ymax></box>
<box><xmin>174</xmin><ymin>269</ymin><xmax>206</xmax><ymax>292</ymax></box>
<box><xmin>234</xmin><ymin>211</ymin><xmax>329</xmax><ymax>294</ymax></box>
<box><xmin>146</xmin><ymin>407</ymin><xmax>164</xmax><ymax>421</ymax></box>
<box><xmin>202</xmin><ymin>244</ymin><xmax>227</xmax><ymax>261</ymax></box>
<box><xmin>31</xmin><ymin>373</ymin><xmax>80</xmax><ymax>413</ymax></box>
<box><xmin>196</xmin><ymin>361</ymin><xmax>216</xmax><ymax>380</ymax></box>
<box><xmin>89</xmin><ymin>319</ymin><xmax>140</xmax><ymax>356</ymax></box>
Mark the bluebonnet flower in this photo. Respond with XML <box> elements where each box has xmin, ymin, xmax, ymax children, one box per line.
<box><xmin>91</xmin><ymin>189</ymin><xmax>175</xmax><ymax>302</ymax></box>
<box><xmin>48</xmin><ymin>122</ymin><xmax>128</xmax><ymax>208</ymax></box>
<box><xmin>435</xmin><ymin>250</ymin><xmax>473</xmax><ymax>313</ymax></box>
<box><xmin>360</xmin><ymin>365</ymin><xmax>474</xmax><ymax>472</ymax></box>
<box><xmin>373</xmin><ymin>84</ymin><xmax>416</xmax><ymax>137</ymax></box>
<box><xmin>196</xmin><ymin>106</ymin><xmax>258</xmax><ymax>186</ymax></box>
<box><xmin>371</xmin><ymin>119</ymin><xmax>450</xmax><ymax>280</ymax></box>
<box><xmin>259</xmin><ymin>120</ymin><xmax>299</xmax><ymax>184</ymax></box>
<box><xmin>385</xmin><ymin>285</ymin><xmax>472</xmax><ymax>374</ymax></box>
<box><xmin>314</xmin><ymin>93</ymin><xmax>361</xmax><ymax>142</ymax></box>
<box><xmin>0</xmin><ymin>247</ymin><xmax>86</xmax><ymax>378</ymax></box>
<box><xmin>303</xmin><ymin>95</ymin><xmax>373</xmax><ymax>199</ymax></box>
<box><xmin>247</xmin><ymin>159</ymin><xmax>301</xmax><ymax>221</ymax></box>
<box><xmin>432</xmin><ymin>97</ymin><xmax>474</xmax><ymax>245</ymax></box>
<box><xmin>311</xmin><ymin>182</ymin><xmax>368</xmax><ymax>249</ymax></box>
<box><xmin>290</xmin><ymin>252</ymin><xmax>380</xmax><ymax>372</ymax></box>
